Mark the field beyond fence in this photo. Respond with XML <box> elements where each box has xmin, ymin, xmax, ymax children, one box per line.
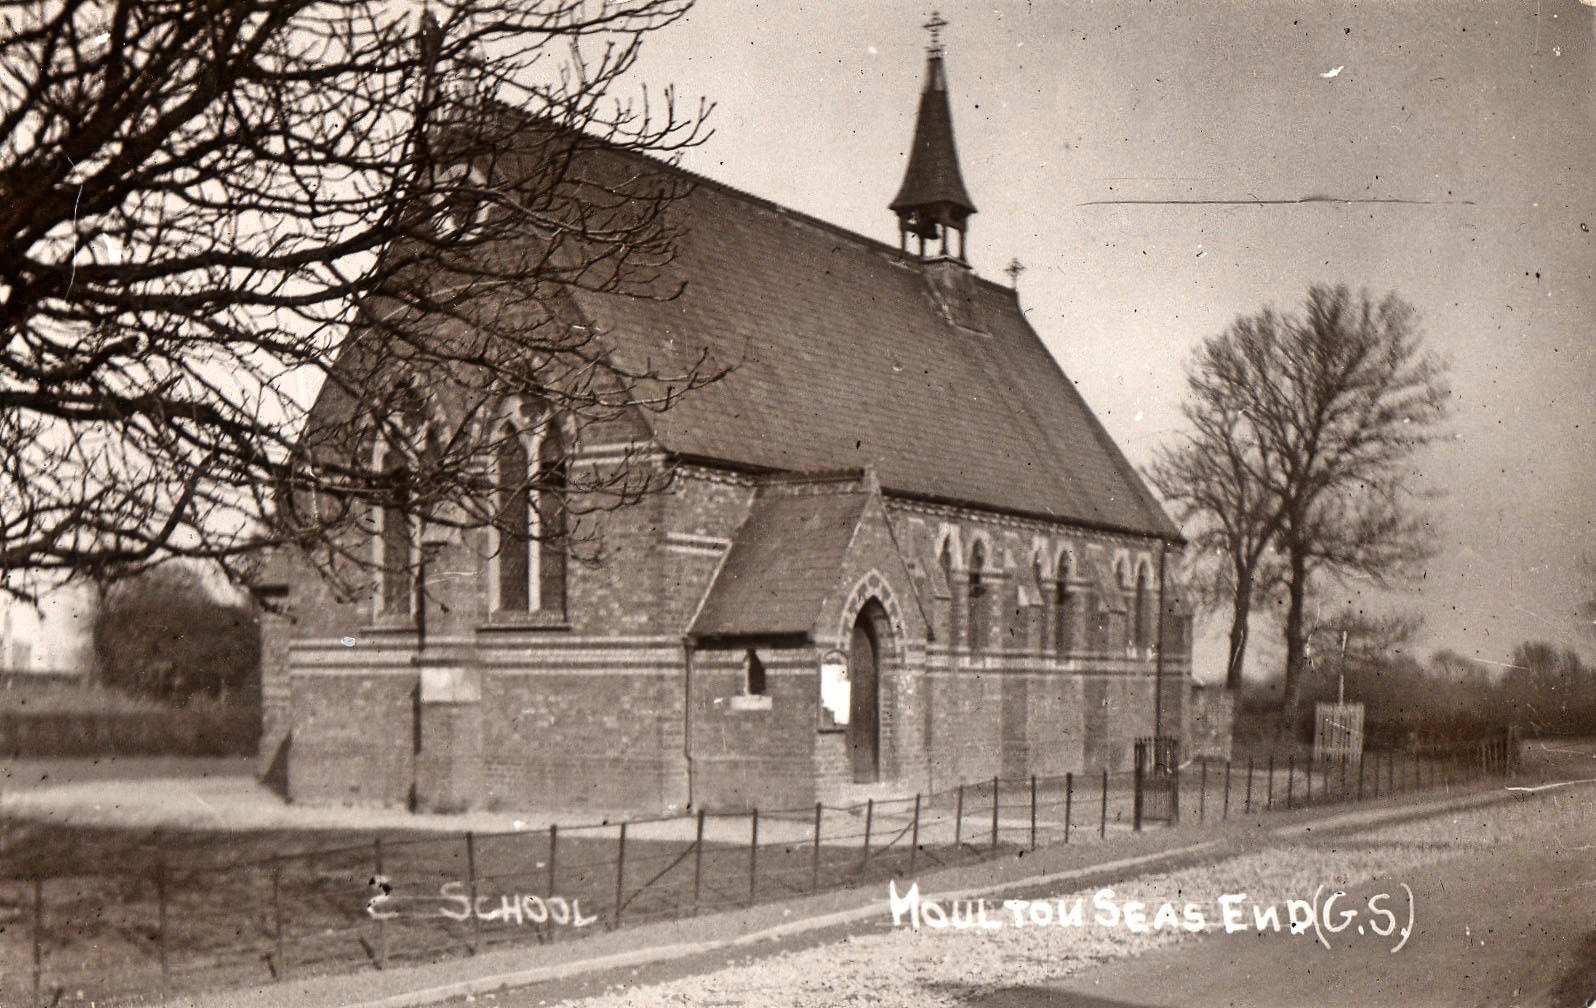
<box><xmin>1</xmin><ymin>735</ymin><xmax>1520</xmax><ymax>1007</ymax></box>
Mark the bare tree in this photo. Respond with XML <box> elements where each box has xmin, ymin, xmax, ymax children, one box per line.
<box><xmin>1153</xmin><ymin>286</ymin><xmax>1448</xmax><ymax>720</ymax></box>
<box><xmin>1267</xmin><ymin>287</ymin><xmax>1448</xmax><ymax>721</ymax></box>
<box><xmin>1150</xmin><ymin>308</ymin><xmax>1290</xmax><ymax>690</ymax></box>
<box><xmin>1</xmin><ymin>0</ymin><xmax>719</xmax><ymax>602</ymax></box>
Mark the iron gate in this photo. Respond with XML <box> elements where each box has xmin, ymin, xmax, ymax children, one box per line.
<box><xmin>1133</xmin><ymin>736</ymin><xmax>1179</xmax><ymax>830</ymax></box>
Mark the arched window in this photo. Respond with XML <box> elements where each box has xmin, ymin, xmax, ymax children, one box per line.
<box><xmin>967</xmin><ymin>539</ymin><xmax>986</xmax><ymax>653</ymax></box>
<box><xmin>938</xmin><ymin>536</ymin><xmax>955</xmax><ymax>644</ymax></box>
<box><xmin>536</xmin><ymin>423</ymin><xmax>568</xmax><ymax>618</ymax></box>
<box><xmin>376</xmin><ymin>441</ymin><xmax>413</xmax><ymax>619</ymax></box>
<box><xmin>1133</xmin><ymin>566</ymin><xmax>1149</xmax><ymax>651</ymax></box>
<box><xmin>1054</xmin><ymin>553</ymin><xmax>1072</xmax><ymax>657</ymax></box>
<box><xmin>495</xmin><ymin>430</ymin><xmax>532</xmax><ymax>612</ymax></box>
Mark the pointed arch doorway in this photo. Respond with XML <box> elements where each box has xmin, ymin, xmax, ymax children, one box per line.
<box><xmin>848</xmin><ymin>601</ymin><xmax>887</xmax><ymax>784</ymax></box>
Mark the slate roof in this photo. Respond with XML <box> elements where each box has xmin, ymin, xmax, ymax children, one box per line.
<box><xmin>689</xmin><ymin>478</ymin><xmax>871</xmax><ymax>639</ymax></box>
<box><xmin>568</xmin><ymin>152</ymin><xmax>1180</xmax><ymax>542</ymax></box>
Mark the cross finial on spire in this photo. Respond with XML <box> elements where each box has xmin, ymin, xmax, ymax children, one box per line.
<box><xmin>925</xmin><ymin>11</ymin><xmax>948</xmax><ymax>56</ymax></box>
<box><xmin>1005</xmin><ymin>258</ymin><xmax>1026</xmax><ymax>289</ymax></box>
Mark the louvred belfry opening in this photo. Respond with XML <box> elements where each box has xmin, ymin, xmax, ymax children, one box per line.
<box><xmin>890</xmin><ymin>12</ymin><xmax>978</xmax><ymax>262</ymax></box>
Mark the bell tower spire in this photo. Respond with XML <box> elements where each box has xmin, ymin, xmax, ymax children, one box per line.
<box><xmin>890</xmin><ymin>12</ymin><xmax>978</xmax><ymax>263</ymax></box>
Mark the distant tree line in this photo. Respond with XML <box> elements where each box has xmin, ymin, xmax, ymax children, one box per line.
<box><xmin>1240</xmin><ymin>639</ymin><xmax>1596</xmax><ymax>748</ymax></box>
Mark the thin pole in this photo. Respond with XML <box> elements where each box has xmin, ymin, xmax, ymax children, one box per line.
<box><xmin>810</xmin><ymin>803</ymin><xmax>823</xmax><ymax>893</ymax></box>
<box><xmin>546</xmin><ymin>824</ymin><xmax>558</xmax><ymax>942</ymax></box>
<box><xmin>1286</xmin><ymin>756</ymin><xmax>1295</xmax><ymax>809</ymax></box>
<box><xmin>990</xmin><ymin>776</ymin><xmax>1000</xmax><ymax>850</ymax></box>
<box><xmin>1133</xmin><ymin>745</ymin><xmax>1145</xmax><ymax>832</ymax></box>
<box><xmin>1266</xmin><ymin>755</ymin><xmax>1275</xmax><ymax>811</ymax></box>
<box><xmin>1029</xmin><ymin>775</ymin><xmax>1038</xmax><ymax>850</ymax></box>
<box><xmin>1223</xmin><ymin>759</ymin><xmax>1232</xmax><ymax>820</ymax></box>
<box><xmin>909</xmin><ymin>794</ymin><xmax>921</xmax><ymax>874</ymax></box>
<box><xmin>272</xmin><ymin>860</ymin><xmax>288</xmax><ymax>980</ymax></box>
<box><xmin>954</xmin><ymin>785</ymin><xmax>964</xmax><ymax>850</ymax></box>
<box><xmin>465</xmin><ymin>832</ymin><xmax>480</xmax><ymax>954</ymax></box>
<box><xmin>1357</xmin><ymin>754</ymin><xmax>1365</xmax><ymax>802</ymax></box>
<box><xmin>374</xmin><ymin>838</ymin><xmax>387</xmax><ymax>967</ymax></box>
<box><xmin>861</xmin><ymin>800</ymin><xmax>873</xmax><ymax>870</ymax></box>
<box><xmin>1064</xmin><ymin>772</ymin><xmax>1073</xmax><ymax>844</ymax></box>
<box><xmin>1199</xmin><ymin>760</ymin><xmax>1208</xmax><ymax>824</ymax></box>
<box><xmin>748</xmin><ymin>809</ymin><xmax>759</xmax><ymax>906</ymax></box>
<box><xmin>1244</xmin><ymin>758</ymin><xmax>1254</xmax><ymax>814</ymax></box>
<box><xmin>1100</xmin><ymin>768</ymin><xmax>1108</xmax><ymax>839</ymax></box>
<box><xmin>611</xmin><ymin>823</ymin><xmax>627</xmax><ymax>930</ymax></box>
<box><xmin>1171</xmin><ymin>758</ymin><xmax>1181</xmax><ymax>824</ymax></box>
<box><xmin>691</xmin><ymin>810</ymin><xmax>705</xmax><ymax>914</ymax></box>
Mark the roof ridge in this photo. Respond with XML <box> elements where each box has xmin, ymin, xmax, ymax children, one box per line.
<box><xmin>475</xmin><ymin>98</ymin><xmax>1019</xmax><ymax>299</ymax></box>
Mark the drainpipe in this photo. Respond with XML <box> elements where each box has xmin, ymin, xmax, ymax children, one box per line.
<box><xmin>1152</xmin><ymin>540</ymin><xmax>1167</xmax><ymax>763</ymax></box>
<box><xmin>681</xmin><ymin>637</ymin><xmax>696</xmax><ymax>812</ymax></box>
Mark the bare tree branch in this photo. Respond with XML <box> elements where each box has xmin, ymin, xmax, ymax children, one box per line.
<box><xmin>1</xmin><ymin>0</ymin><xmax>722</xmax><ymax>601</ymax></box>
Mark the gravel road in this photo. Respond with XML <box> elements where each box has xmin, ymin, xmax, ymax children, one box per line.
<box><xmin>522</xmin><ymin>787</ymin><xmax>1590</xmax><ymax>1008</ymax></box>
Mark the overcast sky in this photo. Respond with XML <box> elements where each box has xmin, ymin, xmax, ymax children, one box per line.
<box><xmin>629</xmin><ymin>0</ymin><xmax>1596</xmax><ymax>675</ymax></box>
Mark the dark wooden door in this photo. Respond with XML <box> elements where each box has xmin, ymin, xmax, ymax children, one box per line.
<box><xmin>848</xmin><ymin>615</ymin><xmax>880</xmax><ymax>783</ymax></box>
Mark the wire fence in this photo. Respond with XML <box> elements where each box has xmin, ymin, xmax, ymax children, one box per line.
<box><xmin>4</xmin><ymin>734</ymin><xmax>1517</xmax><ymax>1007</ymax></box>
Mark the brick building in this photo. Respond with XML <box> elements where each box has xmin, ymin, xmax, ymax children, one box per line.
<box><xmin>260</xmin><ymin>40</ymin><xmax>1225</xmax><ymax>815</ymax></box>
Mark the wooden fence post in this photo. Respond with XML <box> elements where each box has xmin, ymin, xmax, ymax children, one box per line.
<box><xmin>909</xmin><ymin>794</ymin><xmax>921</xmax><ymax>874</ymax></box>
<box><xmin>465</xmin><ymin>832</ymin><xmax>480</xmax><ymax>955</ymax></box>
<box><xmin>374</xmin><ymin>838</ymin><xmax>387</xmax><ymax>967</ymax></box>
<box><xmin>691</xmin><ymin>811</ymin><xmax>705</xmax><ymax>914</ymax></box>
<box><xmin>954</xmin><ymin>785</ymin><xmax>964</xmax><ymax>850</ymax></box>
<box><xmin>1029</xmin><ymin>775</ymin><xmax>1038</xmax><ymax>850</ymax></box>
<box><xmin>546</xmin><ymin>824</ymin><xmax>558</xmax><ymax>942</ymax></box>
<box><xmin>611</xmin><ymin>823</ymin><xmax>628</xmax><ymax>930</ymax></box>
<box><xmin>1064</xmin><ymin>772</ymin><xmax>1073</xmax><ymax>844</ymax></box>
<box><xmin>810</xmin><ymin>803</ymin><xmax>823</xmax><ymax>893</ymax></box>
<box><xmin>272</xmin><ymin>860</ymin><xmax>288</xmax><ymax>981</ymax></box>
<box><xmin>860</xmin><ymin>800</ymin><xmax>873</xmax><ymax>870</ymax></box>
<box><xmin>990</xmin><ymin>776</ymin><xmax>1000</xmax><ymax>850</ymax></box>
<box><xmin>748</xmin><ymin>809</ymin><xmax>759</xmax><ymax>906</ymax></box>
<box><xmin>1099</xmin><ymin>768</ymin><xmax>1108</xmax><ymax>839</ymax></box>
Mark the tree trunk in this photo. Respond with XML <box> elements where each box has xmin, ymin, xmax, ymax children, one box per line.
<box><xmin>1224</xmin><ymin>569</ymin><xmax>1254</xmax><ymax>691</ymax></box>
<box><xmin>1279</xmin><ymin>547</ymin><xmax>1310</xmax><ymax>739</ymax></box>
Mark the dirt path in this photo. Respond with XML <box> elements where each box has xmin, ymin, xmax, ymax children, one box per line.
<box><xmin>471</xmin><ymin>785</ymin><xmax>1594</xmax><ymax>1008</ymax></box>
<box><xmin>981</xmin><ymin>803</ymin><xmax>1596</xmax><ymax>1007</ymax></box>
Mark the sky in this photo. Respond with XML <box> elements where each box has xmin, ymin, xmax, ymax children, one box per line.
<box><xmin>628</xmin><ymin>0</ymin><xmax>1596</xmax><ymax>676</ymax></box>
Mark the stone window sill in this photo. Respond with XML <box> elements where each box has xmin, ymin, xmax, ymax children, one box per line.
<box><xmin>726</xmin><ymin>694</ymin><xmax>772</xmax><ymax>712</ymax></box>
<box><xmin>477</xmin><ymin>613</ymin><xmax>571</xmax><ymax>632</ymax></box>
